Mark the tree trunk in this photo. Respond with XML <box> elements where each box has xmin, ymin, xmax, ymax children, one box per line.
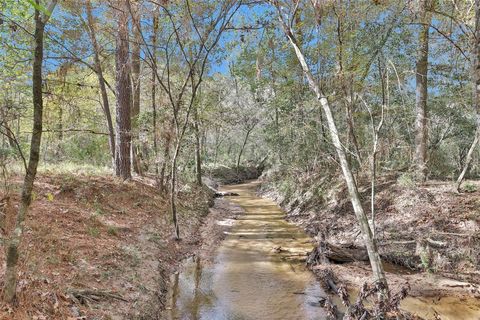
<box><xmin>4</xmin><ymin>124</ymin><xmax>16</xmax><ymax>149</ymax></box>
<box><xmin>456</xmin><ymin>0</ymin><xmax>480</xmax><ymax>192</ymax></box>
<box><xmin>160</xmin><ymin>121</ymin><xmax>173</xmax><ymax>193</ymax></box>
<box><xmin>414</xmin><ymin>0</ymin><xmax>432</xmax><ymax>182</ymax></box>
<box><xmin>346</xmin><ymin>101</ymin><xmax>362</xmax><ymax>167</ymax></box>
<box><xmin>115</xmin><ymin>0</ymin><xmax>132</xmax><ymax>180</ymax></box>
<box><xmin>152</xmin><ymin>12</ymin><xmax>159</xmax><ymax>177</ymax></box>
<box><xmin>213</xmin><ymin>127</ymin><xmax>223</xmax><ymax>166</ymax></box>
<box><xmin>194</xmin><ymin>107</ymin><xmax>202</xmax><ymax>186</ymax></box>
<box><xmin>274</xmin><ymin>11</ymin><xmax>388</xmax><ymax>296</ymax></box>
<box><xmin>170</xmin><ymin>143</ymin><xmax>181</xmax><ymax>239</ymax></box>
<box><xmin>237</xmin><ymin>128</ymin><xmax>253</xmax><ymax>169</ymax></box>
<box><xmin>131</xmin><ymin>1</ymin><xmax>142</xmax><ymax>176</ymax></box>
<box><xmin>4</xmin><ymin>0</ymin><xmax>57</xmax><ymax>303</ymax></box>
<box><xmin>369</xmin><ymin>62</ymin><xmax>386</xmax><ymax>237</ymax></box>
<box><xmin>85</xmin><ymin>0</ymin><xmax>115</xmax><ymax>164</ymax></box>
<box><xmin>309</xmin><ymin>241</ymin><xmax>369</xmax><ymax>264</ymax></box>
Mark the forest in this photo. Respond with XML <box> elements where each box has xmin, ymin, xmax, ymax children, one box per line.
<box><xmin>1</xmin><ymin>0</ymin><xmax>480</xmax><ymax>319</ymax></box>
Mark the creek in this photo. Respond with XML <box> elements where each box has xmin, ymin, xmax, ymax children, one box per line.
<box><xmin>165</xmin><ymin>181</ymin><xmax>480</xmax><ymax>320</ymax></box>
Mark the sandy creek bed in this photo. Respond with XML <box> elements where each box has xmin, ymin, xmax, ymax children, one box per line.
<box><xmin>164</xmin><ymin>181</ymin><xmax>480</xmax><ymax>320</ymax></box>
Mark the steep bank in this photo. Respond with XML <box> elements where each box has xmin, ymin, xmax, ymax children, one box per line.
<box><xmin>0</xmin><ymin>172</ymin><xmax>239</xmax><ymax>319</ymax></box>
<box><xmin>203</xmin><ymin>164</ymin><xmax>264</xmax><ymax>185</ymax></box>
<box><xmin>259</xmin><ymin>169</ymin><xmax>480</xmax><ymax>306</ymax></box>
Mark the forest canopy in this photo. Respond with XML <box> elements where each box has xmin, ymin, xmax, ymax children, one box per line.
<box><xmin>1</xmin><ymin>0</ymin><xmax>480</xmax><ymax>317</ymax></box>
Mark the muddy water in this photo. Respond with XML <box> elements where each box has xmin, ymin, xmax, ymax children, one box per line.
<box><xmin>401</xmin><ymin>296</ymin><xmax>480</xmax><ymax>320</ymax></box>
<box><xmin>165</xmin><ymin>180</ymin><xmax>480</xmax><ymax>320</ymax></box>
<box><xmin>165</xmin><ymin>181</ymin><xmax>327</xmax><ymax>319</ymax></box>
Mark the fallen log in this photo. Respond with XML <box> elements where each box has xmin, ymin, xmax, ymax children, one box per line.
<box><xmin>425</xmin><ymin>237</ymin><xmax>447</xmax><ymax>249</ymax></box>
<box><xmin>213</xmin><ymin>190</ymin><xmax>240</xmax><ymax>198</ymax></box>
<box><xmin>205</xmin><ymin>184</ymin><xmax>239</xmax><ymax>197</ymax></box>
<box><xmin>309</xmin><ymin>241</ymin><xmax>369</xmax><ymax>264</ymax></box>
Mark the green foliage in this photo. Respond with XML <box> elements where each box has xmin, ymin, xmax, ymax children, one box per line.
<box><xmin>24</xmin><ymin>0</ymin><xmax>50</xmax><ymax>15</ymax></box>
<box><xmin>93</xmin><ymin>202</ymin><xmax>105</xmax><ymax>216</ymax></box>
<box><xmin>46</xmin><ymin>192</ymin><xmax>54</xmax><ymax>202</ymax></box>
<box><xmin>107</xmin><ymin>226</ymin><xmax>118</xmax><ymax>237</ymax></box>
<box><xmin>397</xmin><ymin>173</ymin><xmax>415</xmax><ymax>188</ymax></box>
<box><xmin>464</xmin><ymin>183</ymin><xmax>477</xmax><ymax>193</ymax></box>
<box><xmin>1</xmin><ymin>0</ymin><xmax>479</xmax><ymax>201</ymax></box>
<box><xmin>0</xmin><ymin>146</ymin><xmax>14</xmax><ymax>160</ymax></box>
<box><xmin>59</xmin><ymin>135</ymin><xmax>110</xmax><ymax>165</ymax></box>
<box><xmin>87</xmin><ymin>226</ymin><xmax>100</xmax><ymax>237</ymax></box>
<box><xmin>419</xmin><ymin>252</ymin><xmax>431</xmax><ymax>273</ymax></box>
<box><xmin>276</xmin><ymin>177</ymin><xmax>295</xmax><ymax>201</ymax></box>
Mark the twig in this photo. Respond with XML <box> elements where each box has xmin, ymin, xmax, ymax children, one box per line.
<box><xmin>68</xmin><ymin>289</ymin><xmax>128</xmax><ymax>304</ymax></box>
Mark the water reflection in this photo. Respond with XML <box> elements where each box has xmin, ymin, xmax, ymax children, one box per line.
<box><xmin>165</xmin><ymin>181</ymin><xmax>327</xmax><ymax>320</ymax></box>
<box><xmin>164</xmin><ymin>181</ymin><xmax>480</xmax><ymax>320</ymax></box>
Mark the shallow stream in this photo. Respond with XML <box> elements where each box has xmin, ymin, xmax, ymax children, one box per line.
<box><xmin>165</xmin><ymin>181</ymin><xmax>480</xmax><ymax>320</ymax></box>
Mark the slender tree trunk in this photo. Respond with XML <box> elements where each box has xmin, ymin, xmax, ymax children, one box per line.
<box><xmin>335</xmin><ymin>7</ymin><xmax>361</xmax><ymax>168</ymax></box>
<box><xmin>4</xmin><ymin>0</ymin><xmax>57</xmax><ymax>303</ymax></box>
<box><xmin>152</xmin><ymin>13</ymin><xmax>159</xmax><ymax>177</ymax></box>
<box><xmin>160</xmin><ymin>121</ymin><xmax>173</xmax><ymax>193</ymax></box>
<box><xmin>269</xmin><ymin>41</ymin><xmax>282</xmax><ymax>162</ymax></box>
<box><xmin>456</xmin><ymin>133</ymin><xmax>479</xmax><ymax>191</ymax></box>
<box><xmin>57</xmin><ymin>104</ymin><xmax>63</xmax><ymax>141</ymax></box>
<box><xmin>369</xmin><ymin>62</ymin><xmax>387</xmax><ymax>237</ymax></box>
<box><xmin>194</xmin><ymin>107</ymin><xmax>202</xmax><ymax>186</ymax></box>
<box><xmin>213</xmin><ymin>128</ymin><xmax>222</xmax><ymax>166</ymax></box>
<box><xmin>170</xmin><ymin>143</ymin><xmax>181</xmax><ymax>239</ymax></box>
<box><xmin>201</xmin><ymin>130</ymin><xmax>207</xmax><ymax>161</ymax></box>
<box><xmin>345</xmin><ymin>101</ymin><xmax>362</xmax><ymax>167</ymax></box>
<box><xmin>85</xmin><ymin>0</ymin><xmax>115</xmax><ymax>164</ymax></box>
<box><xmin>115</xmin><ymin>0</ymin><xmax>132</xmax><ymax>180</ymax></box>
<box><xmin>4</xmin><ymin>124</ymin><xmax>16</xmax><ymax>149</ymax></box>
<box><xmin>237</xmin><ymin>128</ymin><xmax>253</xmax><ymax>169</ymax></box>
<box><xmin>131</xmin><ymin>1</ymin><xmax>142</xmax><ymax>176</ymax></box>
<box><xmin>456</xmin><ymin>0</ymin><xmax>480</xmax><ymax>192</ymax></box>
<box><xmin>414</xmin><ymin>0</ymin><xmax>432</xmax><ymax>182</ymax></box>
<box><xmin>275</xmin><ymin>12</ymin><xmax>388</xmax><ymax>295</ymax></box>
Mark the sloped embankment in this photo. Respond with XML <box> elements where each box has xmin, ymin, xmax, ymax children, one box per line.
<box><xmin>0</xmin><ymin>173</ymin><xmax>229</xmax><ymax>319</ymax></box>
<box><xmin>259</xmin><ymin>169</ymin><xmax>480</xmax><ymax>298</ymax></box>
<box><xmin>203</xmin><ymin>164</ymin><xmax>264</xmax><ymax>185</ymax></box>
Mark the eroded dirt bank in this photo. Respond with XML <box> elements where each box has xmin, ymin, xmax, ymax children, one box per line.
<box><xmin>259</xmin><ymin>170</ymin><xmax>480</xmax><ymax>319</ymax></box>
<box><xmin>0</xmin><ymin>173</ymin><xmax>243</xmax><ymax>319</ymax></box>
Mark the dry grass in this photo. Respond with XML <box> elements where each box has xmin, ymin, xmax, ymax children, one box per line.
<box><xmin>0</xmin><ymin>172</ymin><xmax>213</xmax><ymax>319</ymax></box>
<box><xmin>262</xmin><ymin>171</ymin><xmax>480</xmax><ymax>280</ymax></box>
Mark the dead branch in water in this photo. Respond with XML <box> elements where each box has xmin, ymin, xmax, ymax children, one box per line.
<box><xmin>315</xmin><ymin>268</ymin><xmax>419</xmax><ymax>320</ymax></box>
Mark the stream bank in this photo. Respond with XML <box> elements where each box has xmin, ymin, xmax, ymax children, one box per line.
<box><xmin>258</xmin><ymin>169</ymin><xmax>480</xmax><ymax>319</ymax></box>
<box><xmin>163</xmin><ymin>181</ymin><xmax>328</xmax><ymax>320</ymax></box>
<box><xmin>165</xmin><ymin>180</ymin><xmax>480</xmax><ymax>319</ymax></box>
<box><xmin>0</xmin><ymin>172</ymin><xmax>244</xmax><ymax>319</ymax></box>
